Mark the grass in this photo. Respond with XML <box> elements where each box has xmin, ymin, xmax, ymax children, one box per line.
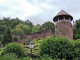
<box><xmin>23</xmin><ymin>38</ymin><xmax>43</xmax><ymax>56</ymax></box>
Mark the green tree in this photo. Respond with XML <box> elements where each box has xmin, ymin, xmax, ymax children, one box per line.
<box><xmin>76</xmin><ymin>21</ymin><xmax>80</xmax><ymax>29</ymax></box>
<box><xmin>41</xmin><ymin>21</ymin><xmax>55</xmax><ymax>33</ymax></box>
<box><xmin>73</xmin><ymin>20</ymin><xmax>80</xmax><ymax>39</ymax></box>
<box><xmin>24</xmin><ymin>20</ymin><xmax>33</xmax><ymax>28</ymax></box>
<box><xmin>0</xmin><ymin>25</ymin><xmax>7</xmax><ymax>35</ymax></box>
<box><xmin>74</xmin><ymin>39</ymin><xmax>80</xmax><ymax>59</ymax></box>
<box><xmin>36</xmin><ymin>24</ymin><xmax>41</xmax><ymax>32</ymax></box>
<box><xmin>11</xmin><ymin>23</ymin><xmax>31</xmax><ymax>40</ymax></box>
<box><xmin>13</xmin><ymin>37</ymin><xmax>18</xmax><ymax>42</ymax></box>
<box><xmin>15</xmin><ymin>23</ymin><xmax>30</xmax><ymax>33</ymax></box>
<box><xmin>32</xmin><ymin>25</ymin><xmax>38</xmax><ymax>33</ymax></box>
<box><xmin>10</xmin><ymin>18</ymin><xmax>22</xmax><ymax>29</ymax></box>
<box><xmin>11</xmin><ymin>28</ymin><xmax>24</xmax><ymax>34</ymax></box>
<box><xmin>32</xmin><ymin>24</ymin><xmax>42</xmax><ymax>33</ymax></box>
<box><xmin>2</xmin><ymin>28</ymin><xmax>12</xmax><ymax>45</ymax></box>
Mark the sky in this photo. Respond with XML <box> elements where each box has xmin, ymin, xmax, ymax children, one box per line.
<box><xmin>0</xmin><ymin>0</ymin><xmax>80</xmax><ymax>25</ymax></box>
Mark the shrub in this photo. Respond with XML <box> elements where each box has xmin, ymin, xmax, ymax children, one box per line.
<box><xmin>3</xmin><ymin>53</ymin><xmax>17</xmax><ymax>60</ymax></box>
<box><xmin>1</xmin><ymin>42</ymin><xmax>24</xmax><ymax>57</ymax></box>
<box><xmin>39</xmin><ymin>36</ymin><xmax>75</xmax><ymax>60</ymax></box>
<box><xmin>13</xmin><ymin>37</ymin><xmax>18</xmax><ymax>42</ymax></box>
<box><xmin>0</xmin><ymin>53</ymin><xmax>17</xmax><ymax>60</ymax></box>
<box><xmin>25</xmin><ymin>39</ymin><xmax>30</xmax><ymax>45</ymax></box>
<box><xmin>74</xmin><ymin>39</ymin><xmax>80</xmax><ymax>59</ymax></box>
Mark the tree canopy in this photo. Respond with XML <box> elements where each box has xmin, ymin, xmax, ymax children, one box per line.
<box><xmin>41</xmin><ymin>21</ymin><xmax>55</xmax><ymax>33</ymax></box>
<box><xmin>73</xmin><ymin>20</ymin><xmax>80</xmax><ymax>40</ymax></box>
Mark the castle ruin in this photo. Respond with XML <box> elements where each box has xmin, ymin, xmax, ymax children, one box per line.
<box><xmin>12</xmin><ymin>10</ymin><xmax>74</xmax><ymax>44</ymax></box>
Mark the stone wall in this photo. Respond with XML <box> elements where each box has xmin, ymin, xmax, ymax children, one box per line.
<box><xmin>12</xmin><ymin>29</ymin><xmax>53</xmax><ymax>44</ymax></box>
<box><xmin>55</xmin><ymin>22</ymin><xmax>73</xmax><ymax>40</ymax></box>
<box><xmin>12</xmin><ymin>33</ymin><xmax>20</xmax><ymax>40</ymax></box>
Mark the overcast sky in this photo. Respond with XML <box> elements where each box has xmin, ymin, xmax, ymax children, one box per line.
<box><xmin>0</xmin><ymin>0</ymin><xmax>80</xmax><ymax>25</ymax></box>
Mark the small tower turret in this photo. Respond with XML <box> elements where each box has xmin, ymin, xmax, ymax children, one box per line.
<box><xmin>53</xmin><ymin>10</ymin><xmax>73</xmax><ymax>40</ymax></box>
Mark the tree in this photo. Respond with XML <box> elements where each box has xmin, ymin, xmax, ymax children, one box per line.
<box><xmin>24</xmin><ymin>20</ymin><xmax>33</xmax><ymax>28</ymax></box>
<box><xmin>73</xmin><ymin>20</ymin><xmax>80</xmax><ymax>40</ymax></box>
<box><xmin>32</xmin><ymin>25</ymin><xmax>38</xmax><ymax>33</ymax></box>
<box><xmin>11</xmin><ymin>28</ymin><xmax>24</xmax><ymax>34</ymax></box>
<box><xmin>76</xmin><ymin>21</ymin><xmax>80</xmax><ymax>29</ymax></box>
<box><xmin>10</xmin><ymin>18</ymin><xmax>22</xmax><ymax>29</ymax></box>
<box><xmin>11</xmin><ymin>23</ymin><xmax>31</xmax><ymax>40</ymax></box>
<box><xmin>0</xmin><ymin>25</ymin><xmax>7</xmax><ymax>35</ymax></box>
<box><xmin>13</xmin><ymin>37</ymin><xmax>18</xmax><ymax>42</ymax></box>
<box><xmin>41</xmin><ymin>21</ymin><xmax>55</xmax><ymax>33</ymax></box>
<box><xmin>32</xmin><ymin>24</ymin><xmax>41</xmax><ymax>33</ymax></box>
<box><xmin>2</xmin><ymin>28</ymin><xmax>12</xmax><ymax>45</ymax></box>
<box><xmin>36</xmin><ymin>24</ymin><xmax>41</xmax><ymax>32</ymax></box>
<box><xmin>15</xmin><ymin>23</ymin><xmax>30</xmax><ymax>33</ymax></box>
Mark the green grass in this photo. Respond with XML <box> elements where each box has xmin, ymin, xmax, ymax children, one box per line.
<box><xmin>23</xmin><ymin>38</ymin><xmax>42</xmax><ymax>56</ymax></box>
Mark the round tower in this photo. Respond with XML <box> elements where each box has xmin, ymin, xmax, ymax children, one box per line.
<box><xmin>53</xmin><ymin>10</ymin><xmax>73</xmax><ymax>40</ymax></box>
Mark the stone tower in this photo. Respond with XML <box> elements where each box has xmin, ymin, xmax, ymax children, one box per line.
<box><xmin>53</xmin><ymin>10</ymin><xmax>73</xmax><ymax>40</ymax></box>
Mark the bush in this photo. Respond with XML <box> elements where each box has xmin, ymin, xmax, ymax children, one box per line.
<box><xmin>0</xmin><ymin>53</ymin><xmax>17</xmax><ymax>60</ymax></box>
<box><xmin>13</xmin><ymin>37</ymin><xmax>18</xmax><ymax>42</ymax></box>
<box><xmin>74</xmin><ymin>39</ymin><xmax>80</xmax><ymax>59</ymax></box>
<box><xmin>3</xmin><ymin>53</ymin><xmax>17</xmax><ymax>60</ymax></box>
<box><xmin>25</xmin><ymin>39</ymin><xmax>30</xmax><ymax>45</ymax></box>
<box><xmin>39</xmin><ymin>36</ymin><xmax>75</xmax><ymax>60</ymax></box>
<box><xmin>1</xmin><ymin>42</ymin><xmax>24</xmax><ymax>57</ymax></box>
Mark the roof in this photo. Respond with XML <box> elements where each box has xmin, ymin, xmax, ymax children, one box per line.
<box><xmin>56</xmin><ymin>10</ymin><xmax>70</xmax><ymax>16</ymax></box>
<box><xmin>53</xmin><ymin>10</ymin><xmax>73</xmax><ymax>22</ymax></box>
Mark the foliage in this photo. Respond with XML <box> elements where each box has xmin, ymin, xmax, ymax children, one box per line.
<box><xmin>74</xmin><ymin>39</ymin><xmax>80</xmax><ymax>59</ymax></box>
<box><xmin>76</xmin><ymin>21</ymin><xmax>80</xmax><ymax>29</ymax></box>
<box><xmin>24</xmin><ymin>20</ymin><xmax>33</xmax><ymax>28</ymax></box>
<box><xmin>0</xmin><ymin>25</ymin><xmax>7</xmax><ymax>35</ymax></box>
<box><xmin>15</xmin><ymin>23</ymin><xmax>30</xmax><ymax>33</ymax></box>
<box><xmin>32</xmin><ymin>25</ymin><xmax>38</xmax><ymax>33</ymax></box>
<box><xmin>3</xmin><ymin>53</ymin><xmax>17</xmax><ymax>60</ymax></box>
<box><xmin>41</xmin><ymin>21</ymin><xmax>55</xmax><ymax>33</ymax></box>
<box><xmin>11</xmin><ymin>23</ymin><xmax>31</xmax><ymax>39</ymax></box>
<box><xmin>0</xmin><ymin>35</ymin><xmax>3</xmax><ymax>40</ymax></box>
<box><xmin>10</xmin><ymin>18</ymin><xmax>22</xmax><ymax>29</ymax></box>
<box><xmin>73</xmin><ymin>28</ymin><xmax>80</xmax><ymax>39</ymax></box>
<box><xmin>13</xmin><ymin>37</ymin><xmax>18</xmax><ymax>42</ymax></box>
<box><xmin>39</xmin><ymin>36</ymin><xmax>75</xmax><ymax>60</ymax></box>
<box><xmin>0</xmin><ymin>17</ymin><xmax>22</xmax><ymax>29</ymax></box>
<box><xmin>11</xmin><ymin>28</ymin><xmax>24</xmax><ymax>34</ymax></box>
<box><xmin>0</xmin><ymin>55</ymin><xmax>30</xmax><ymax>60</ymax></box>
<box><xmin>32</xmin><ymin>24</ymin><xmax>41</xmax><ymax>33</ymax></box>
<box><xmin>0</xmin><ymin>41</ymin><xmax>2</xmax><ymax>46</ymax></box>
<box><xmin>73</xmin><ymin>21</ymin><xmax>80</xmax><ymax>39</ymax></box>
<box><xmin>1</xmin><ymin>42</ymin><xmax>24</xmax><ymax>57</ymax></box>
<box><xmin>25</xmin><ymin>39</ymin><xmax>30</xmax><ymax>45</ymax></box>
<box><xmin>2</xmin><ymin>28</ymin><xmax>12</xmax><ymax>45</ymax></box>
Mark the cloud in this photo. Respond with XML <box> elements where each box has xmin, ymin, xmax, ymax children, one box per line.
<box><xmin>0</xmin><ymin>0</ymin><xmax>80</xmax><ymax>25</ymax></box>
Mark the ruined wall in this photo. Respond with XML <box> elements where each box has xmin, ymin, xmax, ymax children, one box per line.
<box><xmin>12</xmin><ymin>33</ymin><xmax>20</xmax><ymax>40</ymax></box>
<box><xmin>24</xmin><ymin>29</ymin><xmax>52</xmax><ymax>40</ymax></box>
<box><xmin>55</xmin><ymin>22</ymin><xmax>73</xmax><ymax>40</ymax></box>
<box><xmin>12</xmin><ymin>29</ymin><xmax>53</xmax><ymax>43</ymax></box>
